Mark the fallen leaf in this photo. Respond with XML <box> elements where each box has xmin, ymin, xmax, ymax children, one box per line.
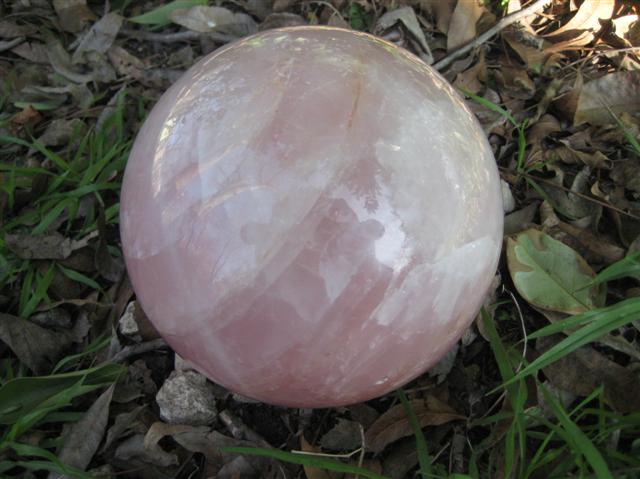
<box><xmin>48</xmin><ymin>385</ymin><xmax>115</xmax><ymax>479</ymax></box>
<box><xmin>320</xmin><ymin>419</ymin><xmax>362</xmax><ymax>451</ymax></box>
<box><xmin>544</xmin><ymin>0</ymin><xmax>614</xmax><ymax>51</ymax></box>
<box><xmin>447</xmin><ymin>0</ymin><xmax>485</xmax><ymax>51</ymax></box>
<box><xmin>611</xmin><ymin>159</ymin><xmax>640</xmax><ymax>196</ymax></box>
<box><xmin>365</xmin><ymin>396</ymin><xmax>463</xmax><ymax>453</ymax></box>
<box><xmin>102</xmin><ymin>404</ymin><xmax>146</xmax><ymax>452</ymax></box>
<box><xmin>129</xmin><ymin>0</ymin><xmax>208</xmax><ymax>27</ymax></box>
<box><xmin>0</xmin><ymin>313</ymin><xmax>73</xmax><ymax>374</ymax></box>
<box><xmin>170</xmin><ymin>6</ymin><xmax>257</xmax><ymax>36</ymax></box>
<box><xmin>557</xmin><ymin>221</ymin><xmax>625</xmax><ymax>266</ymax></box>
<box><xmin>72</xmin><ymin>12</ymin><xmax>123</xmax><ymax>63</ymax></box>
<box><xmin>538</xmin><ymin>335</ymin><xmax>640</xmax><ymax>414</ymax></box>
<box><xmin>381</xmin><ymin>438</ymin><xmax>418</xmax><ymax>479</ymax></box>
<box><xmin>38</xmin><ymin>118</ymin><xmax>86</xmax><ymax>147</ymax></box>
<box><xmin>4</xmin><ymin>232</ymin><xmax>86</xmax><ymax>260</ymax></box>
<box><xmin>114</xmin><ymin>433</ymin><xmax>178</xmax><ymax>467</ymax></box>
<box><xmin>47</xmin><ymin>40</ymin><xmax>93</xmax><ymax>84</ymax></box>
<box><xmin>9</xmin><ymin>105</ymin><xmax>41</xmax><ymax>135</ymax></box>
<box><xmin>452</xmin><ymin>50</ymin><xmax>486</xmax><ymax>94</ymax></box>
<box><xmin>11</xmin><ymin>41</ymin><xmax>49</xmax><ymax>63</ymax></box>
<box><xmin>375</xmin><ymin>7</ymin><xmax>432</xmax><ymax>63</ymax></box>
<box><xmin>504</xmin><ymin>202</ymin><xmax>538</xmax><ymax>236</ymax></box>
<box><xmin>421</xmin><ymin>0</ymin><xmax>456</xmax><ymax>34</ymax></box>
<box><xmin>506</xmin><ymin>229</ymin><xmax>601</xmax><ymax>314</ymax></box>
<box><xmin>52</xmin><ymin>0</ymin><xmax>96</xmax><ymax>33</ymax></box>
<box><xmin>574</xmin><ymin>71</ymin><xmax>640</xmax><ymax>126</ymax></box>
<box><xmin>502</xmin><ymin>29</ymin><xmax>547</xmax><ymax>72</ymax></box>
<box><xmin>107</xmin><ymin>45</ymin><xmax>145</xmax><ymax>80</ymax></box>
<box><xmin>300</xmin><ymin>435</ymin><xmax>336</xmax><ymax>479</ymax></box>
<box><xmin>259</xmin><ymin>12</ymin><xmax>307</xmax><ymax>31</ymax></box>
<box><xmin>0</xmin><ymin>20</ymin><xmax>37</xmax><ymax>38</ymax></box>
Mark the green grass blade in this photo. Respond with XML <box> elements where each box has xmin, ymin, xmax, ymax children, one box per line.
<box><xmin>396</xmin><ymin>388</ymin><xmax>433</xmax><ymax>477</ymax></box>
<box><xmin>221</xmin><ymin>446</ymin><xmax>389</xmax><ymax>479</ymax></box>
<box><xmin>590</xmin><ymin>253</ymin><xmax>640</xmax><ymax>285</ymax></box>
<box><xmin>539</xmin><ymin>384</ymin><xmax>613</xmax><ymax>479</ymax></box>
<box><xmin>56</xmin><ymin>264</ymin><xmax>101</xmax><ymax>291</ymax></box>
<box><xmin>501</xmin><ymin>298</ymin><xmax>640</xmax><ymax>388</ymax></box>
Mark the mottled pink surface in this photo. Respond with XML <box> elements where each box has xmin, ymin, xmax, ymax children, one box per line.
<box><xmin>120</xmin><ymin>27</ymin><xmax>503</xmax><ymax>408</ymax></box>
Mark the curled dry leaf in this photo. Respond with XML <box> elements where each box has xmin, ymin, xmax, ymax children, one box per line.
<box><xmin>320</xmin><ymin>418</ymin><xmax>363</xmax><ymax>451</ymax></box>
<box><xmin>52</xmin><ymin>0</ymin><xmax>96</xmax><ymax>33</ymax></box>
<box><xmin>5</xmin><ymin>232</ymin><xmax>80</xmax><ymax>260</ymax></box>
<box><xmin>48</xmin><ymin>385</ymin><xmax>115</xmax><ymax>479</ymax></box>
<box><xmin>300</xmin><ymin>435</ymin><xmax>335</xmax><ymax>479</ymax></box>
<box><xmin>365</xmin><ymin>395</ymin><xmax>464</xmax><ymax>453</ymax></box>
<box><xmin>0</xmin><ymin>313</ymin><xmax>73</xmax><ymax>374</ymax></box>
<box><xmin>375</xmin><ymin>7</ymin><xmax>433</xmax><ymax>64</ymax></box>
<box><xmin>260</xmin><ymin>12</ymin><xmax>306</xmax><ymax>31</ymax></box>
<box><xmin>447</xmin><ymin>0</ymin><xmax>485</xmax><ymax>51</ymax></box>
<box><xmin>11</xmin><ymin>41</ymin><xmax>49</xmax><ymax>63</ymax></box>
<box><xmin>538</xmin><ymin>335</ymin><xmax>640</xmax><ymax>414</ymax></box>
<box><xmin>115</xmin><ymin>433</ymin><xmax>178</xmax><ymax>467</ymax></box>
<box><xmin>421</xmin><ymin>0</ymin><xmax>456</xmax><ymax>34</ymax></box>
<box><xmin>0</xmin><ymin>20</ymin><xmax>37</xmax><ymax>38</ymax></box>
<box><xmin>72</xmin><ymin>12</ymin><xmax>123</xmax><ymax>63</ymax></box>
<box><xmin>574</xmin><ymin>71</ymin><xmax>640</xmax><ymax>126</ymax></box>
<box><xmin>611</xmin><ymin>159</ymin><xmax>640</xmax><ymax>197</ymax></box>
<box><xmin>170</xmin><ymin>5</ymin><xmax>257</xmax><ymax>36</ymax></box>
<box><xmin>544</xmin><ymin>0</ymin><xmax>615</xmax><ymax>51</ymax></box>
<box><xmin>504</xmin><ymin>202</ymin><xmax>539</xmax><ymax>236</ymax></box>
<box><xmin>506</xmin><ymin>229</ymin><xmax>601</xmax><ymax>314</ymax></box>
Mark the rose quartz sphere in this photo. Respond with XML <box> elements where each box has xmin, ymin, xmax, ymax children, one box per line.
<box><xmin>120</xmin><ymin>27</ymin><xmax>503</xmax><ymax>408</ymax></box>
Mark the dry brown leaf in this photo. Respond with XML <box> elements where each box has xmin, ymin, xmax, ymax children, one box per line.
<box><xmin>48</xmin><ymin>385</ymin><xmax>115</xmax><ymax>479</ymax></box>
<box><xmin>5</xmin><ymin>232</ymin><xmax>80</xmax><ymax>260</ymax></box>
<box><xmin>452</xmin><ymin>50</ymin><xmax>486</xmax><ymax>94</ymax></box>
<box><xmin>447</xmin><ymin>0</ymin><xmax>485</xmax><ymax>51</ymax></box>
<box><xmin>420</xmin><ymin>0</ymin><xmax>456</xmax><ymax>34</ymax></box>
<box><xmin>538</xmin><ymin>335</ymin><xmax>640</xmax><ymax>414</ymax></box>
<box><xmin>611</xmin><ymin>14</ymin><xmax>639</xmax><ymax>44</ymax></box>
<box><xmin>170</xmin><ymin>6</ymin><xmax>257</xmax><ymax>36</ymax></box>
<box><xmin>0</xmin><ymin>313</ymin><xmax>74</xmax><ymax>374</ymax></box>
<box><xmin>260</xmin><ymin>12</ymin><xmax>307</xmax><ymax>30</ymax></box>
<box><xmin>557</xmin><ymin>221</ymin><xmax>625</xmax><ymax>265</ymax></box>
<box><xmin>544</xmin><ymin>0</ymin><xmax>614</xmax><ymax>46</ymax></box>
<box><xmin>11</xmin><ymin>41</ymin><xmax>48</xmax><ymax>63</ymax></box>
<box><xmin>52</xmin><ymin>0</ymin><xmax>96</xmax><ymax>33</ymax></box>
<box><xmin>496</xmin><ymin>64</ymin><xmax>536</xmax><ymax>100</ymax></box>
<box><xmin>503</xmin><ymin>30</ymin><xmax>547</xmax><ymax>72</ymax></box>
<box><xmin>320</xmin><ymin>419</ymin><xmax>362</xmax><ymax>451</ymax></box>
<box><xmin>72</xmin><ymin>12</ymin><xmax>123</xmax><ymax>63</ymax></box>
<box><xmin>365</xmin><ymin>396</ymin><xmax>464</xmax><ymax>453</ymax></box>
<box><xmin>10</xmin><ymin>105</ymin><xmax>41</xmax><ymax>135</ymax></box>
<box><xmin>574</xmin><ymin>71</ymin><xmax>640</xmax><ymax>126</ymax></box>
<box><xmin>0</xmin><ymin>20</ymin><xmax>37</xmax><ymax>38</ymax></box>
<box><xmin>300</xmin><ymin>436</ymin><xmax>338</xmax><ymax>479</ymax></box>
<box><xmin>504</xmin><ymin>202</ymin><xmax>539</xmax><ymax>236</ymax></box>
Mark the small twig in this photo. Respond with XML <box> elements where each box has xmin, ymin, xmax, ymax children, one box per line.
<box><xmin>120</xmin><ymin>28</ymin><xmax>238</xmax><ymax>45</ymax></box>
<box><xmin>500</xmin><ymin>167</ymin><xmax>640</xmax><ymax>220</ymax></box>
<box><xmin>434</xmin><ymin>0</ymin><xmax>552</xmax><ymax>71</ymax></box>
<box><xmin>291</xmin><ymin>447</ymin><xmax>363</xmax><ymax>459</ymax></box>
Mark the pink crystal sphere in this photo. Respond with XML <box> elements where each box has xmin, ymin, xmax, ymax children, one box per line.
<box><xmin>121</xmin><ymin>27</ymin><xmax>503</xmax><ymax>408</ymax></box>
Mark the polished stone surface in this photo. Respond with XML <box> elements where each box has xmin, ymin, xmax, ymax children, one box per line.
<box><xmin>120</xmin><ymin>27</ymin><xmax>503</xmax><ymax>408</ymax></box>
